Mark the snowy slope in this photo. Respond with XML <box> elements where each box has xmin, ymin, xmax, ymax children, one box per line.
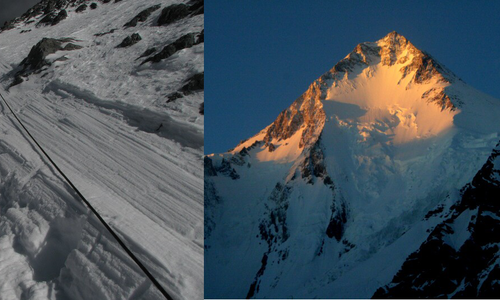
<box><xmin>0</xmin><ymin>1</ymin><xmax>203</xmax><ymax>299</ymax></box>
<box><xmin>205</xmin><ymin>32</ymin><xmax>500</xmax><ymax>298</ymax></box>
<box><xmin>374</xmin><ymin>141</ymin><xmax>500</xmax><ymax>298</ymax></box>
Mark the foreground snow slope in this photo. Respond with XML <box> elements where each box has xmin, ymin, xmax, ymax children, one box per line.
<box><xmin>0</xmin><ymin>0</ymin><xmax>203</xmax><ymax>299</ymax></box>
<box><xmin>205</xmin><ymin>32</ymin><xmax>500</xmax><ymax>298</ymax></box>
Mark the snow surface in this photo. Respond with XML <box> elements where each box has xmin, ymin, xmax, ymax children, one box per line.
<box><xmin>206</xmin><ymin>32</ymin><xmax>500</xmax><ymax>298</ymax></box>
<box><xmin>0</xmin><ymin>1</ymin><xmax>203</xmax><ymax>299</ymax></box>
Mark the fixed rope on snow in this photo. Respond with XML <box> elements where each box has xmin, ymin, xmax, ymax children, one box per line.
<box><xmin>0</xmin><ymin>91</ymin><xmax>174</xmax><ymax>300</ymax></box>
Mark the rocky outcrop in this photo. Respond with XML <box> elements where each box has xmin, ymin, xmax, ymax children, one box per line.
<box><xmin>138</xmin><ymin>47</ymin><xmax>157</xmax><ymax>59</ymax></box>
<box><xmin>167</xmin><ymin>92</ymin><xmax>183</xmax><ymax>103</ymax></box>
<box><xmin>37</xmin><ymin>9</ymin><xmax>68</xmax><ymax>26</ymax></box>
<box><xmin>248</xmin><ymin>182</ymin><xmax>292</xmax><ymax>298</ymax></box>
<box><xmin>124</xmin><ymin>4</ymin><xmax>161</xmax><ymax>27</ymax></box>
<box><xmin>94</xmin><ymin>28</ymin><xmax>116</xmax><ymax>37</ymax></box>
<box><xmin>196</xmin><ymin>29</ymin><xmax>204</xmax><ymax>44</ymax></box>
<box><xmin>217</xmin><ymin>159</ymin><xmax>240</xmax><ymax>180</ymax></box>
<box><xmin>21</xmin><ymin>38</ymin><xmax>74</xmax><ymax>70</ymax></box>
<box><xmin>263</xmin><ymin>81</ymin><xmax>326</xmax><ymax>150</ymax></box>
<box><xmin>141</xmin><ymin>33</ymin><xmax>196</xmax><ymax>64</ymax></box>
<box><xmin>157</xmin><ymin>0</ymin><xmax>203</xmax><ymax>26</ymax></box>
<box><xmin>189</xmin><ymin>0</ymin><xmax>204</xmax><ymax>16</ymax></box>
<box><xmin>205</xmin><ymin>157</ymin><xmax>239</xmax><ymax>180</ymax></box>
<box><xmin>157</xmin><ymin>4</ymin><xmax>191</xmax><ymax>26</ymax></box>
<box><xmin>258</xmin><ymin>182</ymin><xmax>291</xmax><ymax>248</ymax></box>
<box><xmin>300</xmin><ymin>141</ymin><xmax>327</xmax><ymax>184</ymax></box>
<box><xmin>116</xmin><ymin>33</ymin><xmax>142</xmax><ymax>48</ymax></box>
<box><xmin>326</xmin><ymin>200</ymin><xmax>347</xmax><ymax>241</ymax></box>
<box><xmin>11</xmin><ymin>38</ymin><xmax>82</xmax><ymax>86</ymax></box>
<box><xmin>204</xmin><ymin>179</ymin><xmax>221</xmax><ymax>243</ymax></box>
<box><xmin>75</xmin><ymin>4</ymin><xmax>87</xmax><ymax>12</ymax></box>
<box><xmin>204</xmin><ymin>156</ymin><xmax>217</xmax><ymax>177</ymax></box>
<box><xmin>181</xmin><ymin>72</ymin><xmax>204</xmax><ymax>94</ymax></box>
<box><xmin>298</xmin><ymin>140</ymin><xmax>348</xmax><ymax>241</ymax></box>
<box><xmin>422</xmin><ymin>87</ymin><xmax>458</xmax><ymax>111</ymax></box>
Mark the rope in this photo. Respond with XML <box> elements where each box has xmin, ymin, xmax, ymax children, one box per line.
<box><xmin>0</xmin><ymin>91</ymin><xmax>174</xmax><ymax>300</ymax></box>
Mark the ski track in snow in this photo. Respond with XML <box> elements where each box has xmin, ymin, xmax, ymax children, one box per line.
<box><xmin>0</xmin><ymin>0</ymin><xmax>203</xmax><ymax>299</ymax></box>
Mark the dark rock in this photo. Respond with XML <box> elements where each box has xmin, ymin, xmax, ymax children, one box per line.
<box><xmin>204</xmin><ymin>156</ymin><xmax>217</xmax><ymax>177</ymax></box>
<box><xmin>117</xmin><ymin>33</ymin><xmax>142</xmax><ymax>48</ymax></box>
<box><xmin>167</xmin><ymin>92</ymin><xmax>183</xmax><ymax>103</ymax></box>
<box><xmin>247</xmin><ymin>253</ymin><xmax>269</xmax><ymax>299</ymax></box>
<box><xmin>326</xmin><ymin>205</ymin><xmax>347</xmax><ymax>241</ymax></box>
<box><xmin>21</xmin><ymin>38</ymin><xmax>64</xmax><ymax>70</ymax></box>
<box><xmin>63</xmin><ymin>43</ymin><xmax>83</xmax><ymax>51</ymax></box>
<box><xmin>54</xmin><ymin>56</ymin><xmax>69</xmax><ymax>62</ymax></box>
<box><xmin>75</xmin><ymin>4</ymin><xmax>87</xmax><ymax>12</ymax></box>
<box><xmin>189</xmin><ymin>0</ymin><xmax>204</xmax><ymax>15</ymax></box>
<box><xmin>1</xmin><ymin>20</ymin><xmax>15</xmax><ymax>31</ymax></box>
<box><xmin>19</xmin><ymin>37</ymin><xmax>81</xmax><ymax>72</ymax></box>
<box><xmin>10</xmin><ymin>75</ymin><xmax>24</xmax><ymax>87</ymax></box>
<box><xmin>90</xmin><ymin>3</ymin><xmax>97</xmax><ymax>9</ymax></box>
<box><xmin>37</xmin><ymin>13</ymin><xmax>56</xmax><ymax>26</ymax></box>
<box><xmin>300</xmin><ymin>141</ymin><xmax>327</xmax><ymax>183</ymax></box>
<box><xmin>124</xmin><ymin>4</ymin><xmax>161</xmax><ymax>27</ymax></box>
<box><xmin>268</xmin><ymin>143</ymin><xmax>275</xmax><ymax>152</ymax></box>
<box><xmin>217</xmin><ymin>159</ymin><xmax>240</xmax><ymax>180</ymax></box>
<box><xmin>51</xmin><ymin>9</ymin><xmax>68</xmax><ymax>25</ymax></box>
<box><xmin>172</xmin><ymin>33</ymin><xmax>196</xmax><ymax>49</ymax></box>
<box><xmin>94</xmin><ymin>28</ymin><xmax>116</xmax><ymax>37</ymax></box>
<box><xmin>138</xmin><ymin>47</ymin><xmax>156</xmax><ymax>59</ymax></box>
<box><xmin>199</xmin><ymin>102</ymin><xmax>204</xmax><ymax>115</ymax></box>
<box><xmin>181</xmin><ymin>72</ymin><xmax>204</xmax><ymax>94</ymax></box>
<box><xmin>102</xmin><ymin>0</ymin><xmax>111</xmax><ymax>3</ymax></box>
<box><xmin>36</xmin><ymin>8</ymin><xmax>67</xmax><ymax>27</ymax></box>
<box><xmin>142</xmin><ymin>33</ymin><xmax>195</xmax><ymax>64</ymax></box>
<box><xmin>195</xmin><ymin>30</ymin><xmax>204</xmax><ymax>44</ymax></box>
<box><xmin>157</xmin><ymin>4</ymin><xmax>190</xmax><ymax>26</ymax></box>
<box><xmin>115</xmin><ymin>0</ymin><xmax>122</xmax><ymax>2</ymax></box>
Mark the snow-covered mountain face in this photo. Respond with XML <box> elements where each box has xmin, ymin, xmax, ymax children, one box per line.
<box><xmin>374</xmin><ymin>141</ymin><xmax>500</xmax><ymax>297</ymax></box>
<box><xmin>205</xmin><ymin>31</ymin><xmax>500</xmax><ymax>298</ymax></box>
<box><xmin>0</xmin><ymin>0</ymin><xmax>203</xmax><ymax>299</ymax></box>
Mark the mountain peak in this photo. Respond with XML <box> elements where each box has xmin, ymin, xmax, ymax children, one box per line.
<box><xmin>380</xmin><ymin>31</ymin><xmax>408</xmax><ymax>45</ymax></box>
<box><xmin>206</xmin><ymin>30</ymin><xmax>500</xmax><ymax>300</ymax></box>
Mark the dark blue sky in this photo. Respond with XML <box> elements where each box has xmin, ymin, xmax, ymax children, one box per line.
<box><xmin>0</xmin><ymin>0</ymin><xmax>40</xmax><ymax>26</ymax></box>
<box><xmin>205</xmin><ymin>1</ymin><xmax>500</xmax><ymax>154</ymax></box>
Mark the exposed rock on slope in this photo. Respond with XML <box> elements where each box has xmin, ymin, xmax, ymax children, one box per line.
<box><xmin>117</xmin><ymin>32</ymin><xmax>142</xmax><ymax>48</ymax></box>
<box><xmin>142</xmin><ymin>33</ymin><xmax>196</xmax><ymax>64</ymax></box>
<box><xmin>124</xmin><ymin>4</ymin><xmax>161</xmax><ymax>27</ymax></box>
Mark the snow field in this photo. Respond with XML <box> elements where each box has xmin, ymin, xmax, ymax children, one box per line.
<box><xmin>0</xmin><ymin>0</ymin><xmax>203</xmax><ymax>299</ymax></box>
